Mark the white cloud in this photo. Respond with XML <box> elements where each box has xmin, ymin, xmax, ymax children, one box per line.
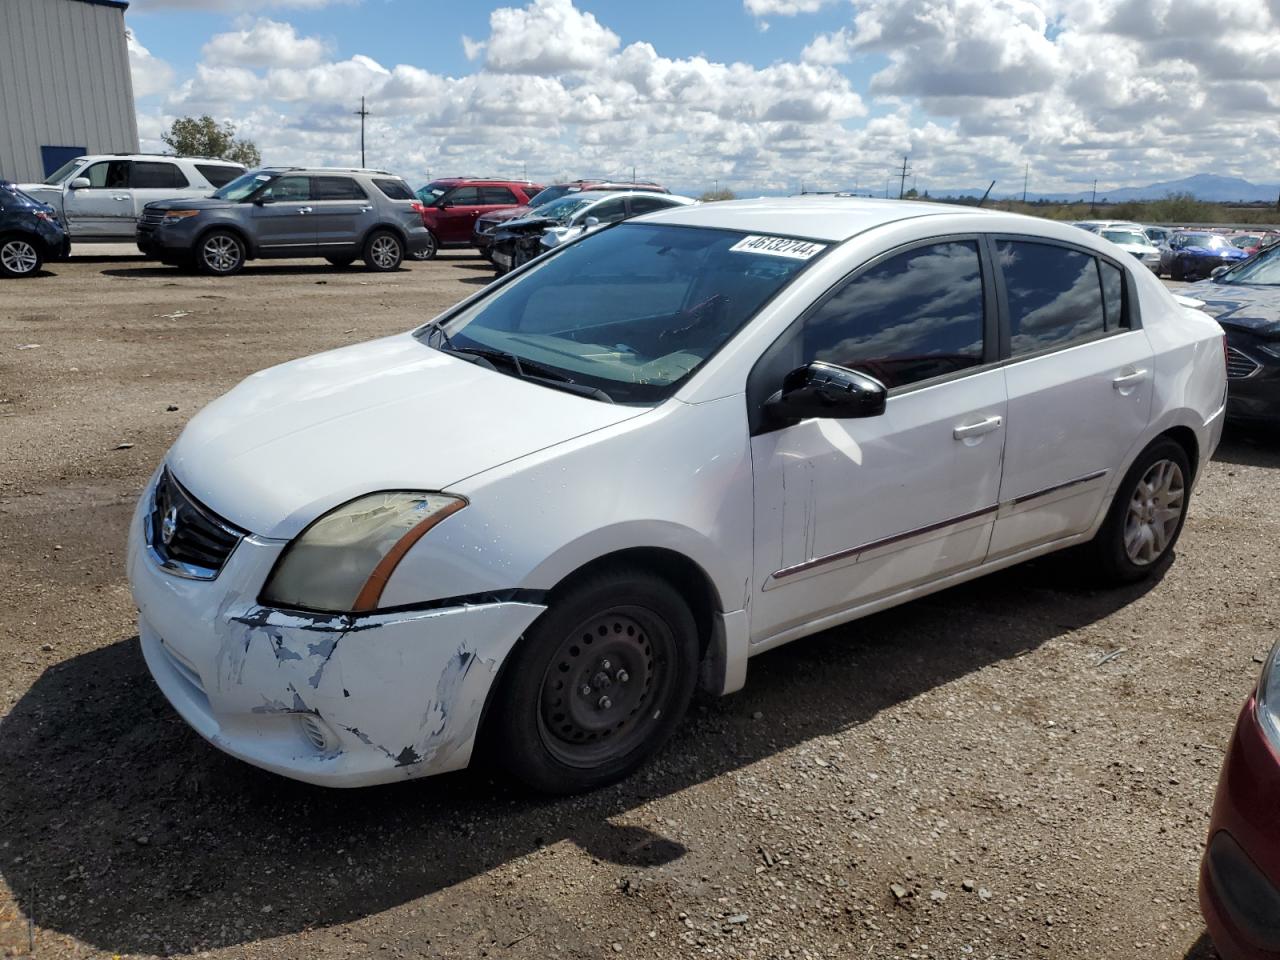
<box><xmin>480</xmin><ymin>0</ymin><xmax>620</xmax><ymax>74</ymax></box>
<box><xmin>744</xmin><ymin>0</ymin><xmax>836</xmax><ymax>14</ymax></box>
<box><xmin>203</xmin><ymin>18</ymin><xmax>330</xmax><ymax>68</ymax></box>
<box><xmin>126</xmin><ymin>28</ymin><xmax>174</xmax><ymax>98</ymax></box>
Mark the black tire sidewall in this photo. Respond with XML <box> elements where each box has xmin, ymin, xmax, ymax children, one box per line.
<box><xmin>1094</xmin><ymin>437</ymin><xmax>1192</xmax><ymax>583</ymax></box>
<box><xmin>486</xmin><ymin>569</ymin><xmax>699</xmax><ymax>794</ymax></box>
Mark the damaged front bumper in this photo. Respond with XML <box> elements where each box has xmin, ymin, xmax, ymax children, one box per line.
<box><xmin>126</xmin><ymin>480</ymin><xmax>546</xmax><ymax>788</ymax></box>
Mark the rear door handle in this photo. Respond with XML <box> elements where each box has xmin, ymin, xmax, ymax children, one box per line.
<box><xmin>113</xmin><ymin>195</ymin><xmax>129</xmax><ymax>201</ymax></box>
<box><xmin>360</xmin><ymin>205</ymin><xmax>373</xmax><ymax>213</ymax></box>
<box><xmin>1112</xmin><ymin>369</ymin><xmax>1148</xmax><ymax>391</ymax></box>
<box><xmin>953</xmin><ymin>415</ymin><xmax>1003</xmax><ymax>440</ymax></box>
<box><xmin>297</xmin><ymin>207</ymin><xmax>313</xmax><ymax>214</ymax></box>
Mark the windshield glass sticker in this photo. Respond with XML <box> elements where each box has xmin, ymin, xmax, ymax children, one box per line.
<box><xmin>729</xmin><ymin>235</ymin><xmax>827</xmax><ymax>260</ymax></box>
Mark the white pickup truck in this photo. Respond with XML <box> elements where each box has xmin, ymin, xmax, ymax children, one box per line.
<box><xmin>18</xmin><ymin>155</ymin><xmax>244</xmax><ymax>242</ymax></box>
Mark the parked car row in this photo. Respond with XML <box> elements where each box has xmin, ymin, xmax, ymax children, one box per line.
<box><xmin>1073</xmin><ymin>219</ymin><xmax>1280</xmax><ymax>282</ymax></box>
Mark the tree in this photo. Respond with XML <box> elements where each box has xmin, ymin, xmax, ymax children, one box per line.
<box><xmin>699</xmin><ymin>188</ymin><xmax>736</xmax><ymax>202</ymax></box>
<box><xmin>161</xmin><ymin>115</ymin><xmax>261</xmax><ymax>166</ymax></box>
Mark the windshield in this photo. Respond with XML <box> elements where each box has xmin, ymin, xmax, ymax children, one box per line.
<box><xmin>416</xmin><ymin>182</ymin><xmax>450</xmax><ymax>204</ymax></box>
<box><xmin>415</xmin><ymin>223</ymin><xmax>823</xmax><ymax>403</ymax></box>
<box><xmin>1102</xmin><ymin>230</ymin><xmax>1149</xmax><ymax>246</ymax></box>
<box><xmin>1179</xmin><ymin>233</ymin><xmax>1229</xmax><ymax>250</ymax></box>
<box><xmin>213</xmin><ymin>171</ymin><xmax>275</xmax><ymax>201</ymax></box>
<box><xmin>43</xmin><ymin>158</ymin><xmax>84</xmax><ymax>185</ymax></box>
<box><xmin>526</xmin><ymin>185</ymin><xmax>577</xmax><ymax>208</ymax></box>
<box><xmin>529</xmin><ymin>195</ymin><xmax>597</xmax><ymax>225</ymax></box>
<box><xmin>1219</xmin><ymin>244</ymin><xmax>1280</xmax><ymax>285</ymax></box>
<box><xmin>1232</xmin><ymin>236</ymin><xmax>1260</xmax><ymax>248</ymax></box>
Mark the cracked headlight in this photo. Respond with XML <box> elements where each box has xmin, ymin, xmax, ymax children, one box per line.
<box><xmin>1256</xmin><ymin>639</ymin><xmax>1280</xmax><ymax>752</ymax></box>
<box><xmin>261</xmin><ymin>492</ymin><xmax>466</xmax><ymax>613</ymax></box>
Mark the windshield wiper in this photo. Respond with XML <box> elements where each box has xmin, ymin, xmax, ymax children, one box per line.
<box><xmin>448</xmin><ymin>345</ymin><xmax>614</xmax><ymax>403</ymax></box>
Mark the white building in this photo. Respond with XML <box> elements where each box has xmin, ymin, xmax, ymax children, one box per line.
<box><xmin>0</xmin><ymin>0</ymin><xmax>139</xmax><ymax>183</ymax></box>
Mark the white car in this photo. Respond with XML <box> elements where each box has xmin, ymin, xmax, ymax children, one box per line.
<box><xmin>19</xmin><ymin>154</ymin><xmax>245</xmax><ymax>242</ymax></box>
<box><xmin>1095</xmin><ymin>225</ymin><xmax>1163</xmax><ymax>273</ymax></box>
<box><xmin>127</xmin><ymin>198</ymin><xmax>1227</xmax><ymax>793</ymax></box>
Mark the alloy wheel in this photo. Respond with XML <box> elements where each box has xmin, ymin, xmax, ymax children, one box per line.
<box><xmin>1</xmin><ymin>240</ymin><xmax>39</xmax><ymax>275</ymax></box>
<box><xmin>1123</xmin><ymin>458</ymin><xmax>1185</xmax><ymax>566</ymax></box>
<box><xmin>202</xmin><ymin>235</ymin><xmax>240</xmax><ymax>273</ymax></box>
<box><xmin>370</xmin><ymin>235</ymin><xmax>400</xmax><ymax>269</ymax></box>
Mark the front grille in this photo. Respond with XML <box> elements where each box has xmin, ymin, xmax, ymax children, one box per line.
<box><xmin>147</xmin><ymin>469</ymin><xmax>246</xmax><ymax>579</ymax></box>
<box><xmin>137</xmin><ymin>209</ymin><xmax>164</xmax><ymax>239</ymax></box>
<box><xmin>1226</xmin><ymin>346</ymin><xmax>1261</xmax><ymax>380</ymax></box>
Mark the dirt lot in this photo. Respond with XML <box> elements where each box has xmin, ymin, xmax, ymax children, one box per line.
<box><xmin>1</xmin><ymin>249</ymin><xmax>1277</xmax><ymax>960</ymax></box>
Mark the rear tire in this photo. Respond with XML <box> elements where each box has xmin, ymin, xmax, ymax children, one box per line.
<box><xmin>0</xmin><ymin>236</ymin><xmax>42</xmax><ymax>277</ymax></box>
<box><xmin>409</xmin><ymin>231</ymin><xmax>438</xmax><ymax>261</ymax></box>
<box><xmin>363</xmin><ymin>230</ymin><xmax>403</xmax><ymax>271</ymax></box>
<box><xmin>196</xmin><ymin>230</ymin><xmax>245</xmax><ymax>276</ymax></box>
<box><xmin>485</xmin><ymin>567</ymin><xmax>699</xmax><ymax>794</ymax></box>
<box><xmin>1088</xmin><ymin>437</ymin><xmax>1191</xmax><ymax>584</ymax></box>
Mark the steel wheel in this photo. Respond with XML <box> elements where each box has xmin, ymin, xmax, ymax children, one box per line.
<box><xmin>1</xmin><ymin>239</ymin><xmax>40</xmax><ymax>276</ymax></box>
<box><xmin>536</xmin><ymin>606</ymin><xmax>677</xmax><ymax>769</ymax></box>
<box><xmin>200</xmin><ymin>233</ymin><xmax>242</xmax><ymax>275</ymax></box>
<box><xmin>1123</xmin><ymin>458</ymin><xmax>1185</xmax><ymax>566</ymax></box>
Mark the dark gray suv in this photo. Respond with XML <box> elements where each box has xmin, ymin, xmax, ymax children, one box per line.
<box><xmin>136</xmin><ymin>167</ymin><xmax>431</xmax><ymax>276</ymax></box>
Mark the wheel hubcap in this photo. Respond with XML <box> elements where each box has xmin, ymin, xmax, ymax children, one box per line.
<box><xmin>203</xmin><ymin>236</ymin><xmax>239</xmax><ymax>272</ymax></box>
<box><xmin>1</xmin><ymin>240</ymin><xmax>38</xmax><ymax>274</ymax></box>
<box><xmin>1123</xmin><ymin>458</ymin><xmax>1185</xmax><ymax>566</ymax></box>
<box><xmin>371</xmin><ymin>236</ymin><xmax>399</xmax><ymax>268</ymax></box>
<box><xmin>536</xmin><ymin>607</ymin><xmax>673</xmax><ymax>768</ymax></box>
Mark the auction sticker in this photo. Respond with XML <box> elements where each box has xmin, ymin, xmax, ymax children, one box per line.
<box><xmin>729</xmin><ymin>235</ymin><xmax>826</xmax><ymax>260</ymax></box>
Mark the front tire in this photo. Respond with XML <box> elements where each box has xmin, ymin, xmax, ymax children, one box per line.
<box><xmin>0</xmin><ymin>237</ymin><xmax>43</xmax><ymax>277</ymax></box>
<box><xmin>196</xmin><ymin>231</ymin><xmax>245</xmax><ymax>276</ymax></box>
<box><xmin>363</xmin><ymin>230</ymin><xmax>403</xmax><ymax>271</ymax></box>
<box><xmin>1088</xmin><ymin>437</ymin><xmax>1191</xmax><ymax>584</ymax></box>
<box><xmin>485</xmin><ymin>567</ymin><xmax>699</xmax><ymax>794</ymax></box>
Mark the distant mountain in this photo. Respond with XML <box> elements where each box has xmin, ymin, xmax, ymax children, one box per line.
<box><xmin>925</xmin><ymin>173</ymin><xmax>1280</xmax><ymax>204</ymax></box>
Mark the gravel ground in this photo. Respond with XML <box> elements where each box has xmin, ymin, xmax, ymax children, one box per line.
<box><xmin>1</xmin><ymin>250</ymin><xmax>1277</xmax><ymax>959</ymax></box>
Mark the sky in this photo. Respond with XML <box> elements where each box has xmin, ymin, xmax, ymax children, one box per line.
<box><xmin>121</xmin><ymin>0</ymin><xmax>1280</xmax><ymax>197</ymax></box>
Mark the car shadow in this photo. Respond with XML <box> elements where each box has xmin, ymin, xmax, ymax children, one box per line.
<box><xmin>99</xmin><ymin>264</ymin><xmax>411</xmax><ymax>280</ymax></box>
<box><xmin>1212</xmin><ymin>425</ymin><xmax>1280</xmax><ymax>468</ymax></box>
<box><xmin>459</xmin><ymin>275</ymin><xmax>496</xmax><ymax>286</ymax></box>
<box><xmin>1182</xmin><ymin>932</ymin><xmax>1220</xmax><ymax>958</ymax></box>
<box><xmin>0</xmin><ymin>556</ymin><xmax>1167</xmax><ymax>954</ymax></box>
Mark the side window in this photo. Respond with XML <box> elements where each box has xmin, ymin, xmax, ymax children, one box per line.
<box><xmin>628</xmin><ymin>196</ymin><xmax>676</xmax><ymax>215</ymax></box>
<box><xmin>259</xmin><ymin>176</ymin><xmax>312</xmax><ymax>202</ymax></box>
<box><xmin>132</xmin><ymin>162</ymin><xmax>189</xmax><ymax>189</ymax></box>
<box><xmin>373</xmin><ymin>178</ymin><xmax>415</xmax><ymax>200</ymax></box>
<box><xmin>196</xmin><ymin>164</ymin><xmax>243</xmax><ymax>188</ymax></box>
<box><xmin>586</xmin><ymin>197</ymin><xmax>628</xmax><ymax>224</ymax></box>
<box><xmin>480</xmin><ymin>186</ymin><xmax>518</xmax><ymax>204</ymax></box>
<box><xmin>445</xmin><ymin>187</ymin><xmax>481</xmax><ymax>205</ymax></box>
<box><xmin>801</xmin><ymin>241</ymin><xmax>986</xmax><ymax>389</ymax></box>
<box><xmin>81</xmin><ymin>160</ymin><xmax>131</xmax><ymax>189</ymax></box>
<box><xmin>313</xmin><ymin>177</ymin><xmax>368</xmax><ymax>200</ymax></box>
<box><xmin>997</xmin><ymin>240</ymin><xmax>1106</xmax><ymax>355</ymax></box>
<box><xmin>1099</xmin><ymin>260</ymin><xmax>1128</xmax><ymax>331</ymax></box>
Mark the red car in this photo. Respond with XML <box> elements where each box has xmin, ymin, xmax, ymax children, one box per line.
<box><xmin>413</xmin><ymin>177</ymin><xmax>542</xmax><ymax>260</ymax></box>
<box><xmin>471</xmin><ymin>179</ymin><xmax>668</xmax><ymax>259</ymax></box>
<box><xmin>1200</xmin><ymin>645</ymin><xmax>1280</xmax><ymax>959</ymax></box>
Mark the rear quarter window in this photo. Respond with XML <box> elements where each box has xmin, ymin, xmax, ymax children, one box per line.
<box><xmin>997</xmin><ymin>240</ymin><xmax>1107</xmax><ymax>355</ymax></box>
<box><xmin>373</xmin><ymin>179</ymin><xmax>415</xmax><ymax>200</ymax></box>
<box><xmin>196</xmin><ymin>164</ymin><xmax>244</xmax><ymax>188</ymax></box>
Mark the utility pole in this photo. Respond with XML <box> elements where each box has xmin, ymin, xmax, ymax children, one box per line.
<box><xmin>897</xmin><ymin>155</ymin><xmax>911</xmax><ymax>199</ymax></box>
<box><xmin>353</xmin><ymin>96</ymin><xmax>370</xmax><ymax>167</ymax></box>
<box><xmin>1022</xmin><ymin>163</ymin><xmax>1029</xmax><ymax>203</ymax></box>
<box><xmin>1091</xmin><ymin>179</ymin><xmax>1098</xmax><ymax>214</ymax></box>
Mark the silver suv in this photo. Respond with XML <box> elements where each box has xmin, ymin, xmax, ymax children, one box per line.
<box><xmin>17</xmin><ymin>154</ymin><xmax>245</xmax><ymax>242</ymax></box>
<box><xmin>136</xmin><ymin>167</ymin><xmax>431</xmax><ymax>276</ymax></box>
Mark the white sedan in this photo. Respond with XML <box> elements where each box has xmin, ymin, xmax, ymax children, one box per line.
<box><xmin>127</xmin><ymin>198</ymin><xmax>1227</xmax><ymax>792</ymax></box>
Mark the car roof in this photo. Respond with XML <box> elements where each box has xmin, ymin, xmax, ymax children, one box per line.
<box><xmin>74</xmin><ymin>154</ymin><xmax>243</xmax><ymax>165</ymax></box>
<box><xmin>428</xmin><ymin>177</ymin><xmax>538</xmax><ymax>186</ymax></box>
<box><xmin>636</xmin><ymin>196</ymin><xmax>1006</xmax><ymax>242</ymax></box>
<box><xmin>567</xmin><ymin>190</ymin><xmax>690</xmax><ymax>203</ymax></box>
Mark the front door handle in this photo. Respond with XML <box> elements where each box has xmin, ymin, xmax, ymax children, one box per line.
<box><xmin>113</xmin><ymin>195</ymin><xmax>129</xmax><ymax>201</ymax></box>
<box><xmin>953</xmin><ymin>415</ymin><xmax>1003</xmax><ymax>441</ymax></box>
<box><xmin>1112</xmin><ymin>368</ymin><xmax>1148</xmax><ymax>392</ymax></box>
<box><xmin>297</xmin><ymin>206</ymin><xmax>313</xmax><ymax>214</ymax></box>
<box><xmin>360</xmin><ymin>205</ymin><xmax>373</xmax><ymax>213</ymax></box>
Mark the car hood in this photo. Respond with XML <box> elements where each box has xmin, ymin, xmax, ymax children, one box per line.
<box><xmin>1186</xmin><ymin>281</ymin><xmax>1280</xmax><ymax>338</ymax></box>
<box><xmin>16</xmin><ymin>184</ymin><xmax>62</xmax><ymax>203</ymax></box>
<box><xmin>1115</xmin><ymin>243</ymin><xmax>1159</xmax><ymax>256</ymax></box>
<box><xmin>168</xmin><ymin>334</ymin><xmax>646</xmax><ymax>538</ymax></box>
<box><xmin>1181</xmin><ymin>245</ymin><xmax>1248</xmax><ymax>259</ymax></box>
<box><xmin>144</xmin><ymin>197</ymin><xmax>234</xmax><ymax>212</ymax></box>
<box><xmin>480</xmin><ymin>205</ymin><xmax>532</xmax><ymax>224</ymax></box>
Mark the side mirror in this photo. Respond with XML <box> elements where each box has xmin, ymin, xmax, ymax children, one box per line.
<box><xmin>584</xmin><ymin>215</ymin><xmax>600</xmax><ymax>227</ymax></box>
<box><xmin>764</xmin><ymin>361</ymin><xmax>887</xmax><ymax>424</ymax></box>
<box><xmin>438</xmin><ymin>200</ymin><xmax>453</xmax><ymax>209</ymax></box>
<box><xmin>253</xmin><ymin>195</ymin><xmax>274</xmax><ymax>205</ymax></box>
<box><xmin>69</xmin><ymin>177</ymin><xmax>91</xmax><ymax>190</ymax></box>
<box><xmin>1210</xmin><ymin>265</ymin><xmax>1231</xmax><ymax>280</ymax></box>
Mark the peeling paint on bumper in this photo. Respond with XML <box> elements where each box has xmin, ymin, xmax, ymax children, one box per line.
<box><xmin>127</xmin><ymin>481</ymin><xmax>546</xmax><ymax>788</ymax></box>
